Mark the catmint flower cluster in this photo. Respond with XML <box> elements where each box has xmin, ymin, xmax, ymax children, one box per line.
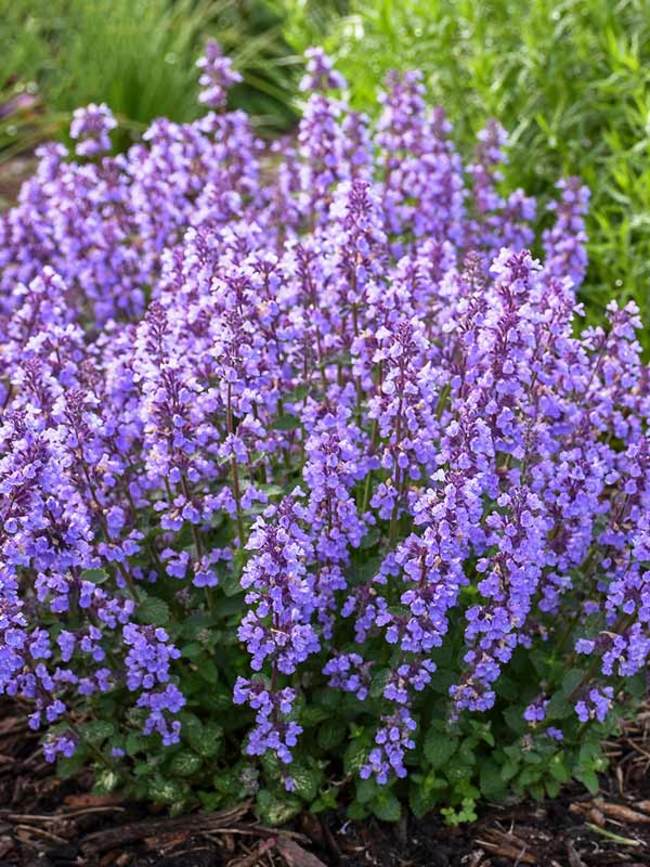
<box><xmin>0</xmin><ymin>43</ymin><xmax>648</xmax><ymax>794</ymax></box>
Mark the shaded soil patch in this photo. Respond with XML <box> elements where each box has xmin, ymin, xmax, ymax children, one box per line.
<box><xmin>3</xmin><ymin>707</ymin><xmax>650</xmax><ymax>866</ymax></box>
<box><xmin>0</xmin><ymin>156</ymin><xmax>36</xmax><ymax>208</ymax></box>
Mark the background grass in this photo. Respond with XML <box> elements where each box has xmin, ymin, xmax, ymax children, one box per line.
<box><xmin>0</xmin><ymin>0</ymin><xmax>297</xmax><ymax>159</ymax></box>
<box><xmin>2</xmin><ymin>0</ymin><xmax>650</xmax><ymax>347</ymax></box>
<box><xmin>277</xmin><ymin>0</ymin><xmax>650</xmax><ymax>346</ymax></box>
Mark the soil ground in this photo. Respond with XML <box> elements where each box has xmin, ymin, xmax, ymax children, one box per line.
<box><xmin>2</xmin><ymin>702</ymin><xmax>650</xmax><ymax>867</ymax></box>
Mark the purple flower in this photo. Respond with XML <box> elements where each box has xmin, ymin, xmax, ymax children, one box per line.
<box><xmin>196</xmin><ymin>39</ymin><xmax>242</xmax><ymax>110</ymax></box>
<box><xmin>69</xmin><ymin>103</ymin><xmax>117</xmax><ymax>156</ymax></box>
<box><xmin>576</xmin><ymin>687</ymin><xmax>614</xmax><ymax>724</ymax></box>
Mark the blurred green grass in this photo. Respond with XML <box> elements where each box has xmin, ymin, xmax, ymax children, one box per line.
<box><xmin>278</xmin><ymin>0</ymin><xmax>650</xmax><ymax>343</ymax></box>
<box><xmin>0</xmin><ymin>0</ymin><xmax>298</xmax><ymax>159</ymax></box>
<box><xmin>2</xmin><ymin>0</ymin><xmax>650</xmax><ymax>346</ymax></box>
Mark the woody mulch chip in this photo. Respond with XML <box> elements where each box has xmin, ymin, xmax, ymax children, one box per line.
<box><xmin>3</xmin><ymin>704</ymin><xmax>650</xmax><ymax>866</ymax></box>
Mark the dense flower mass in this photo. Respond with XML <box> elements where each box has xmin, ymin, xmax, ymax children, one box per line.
<box><xmin>0</xmin><ymin>44</ymin><xmax>648</xmax><ymax>800</ymax></box>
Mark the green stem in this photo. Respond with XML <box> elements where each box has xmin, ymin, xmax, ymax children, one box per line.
<box><xmin>227</xmin><ymin>384</ymin><xmax>246</xmax><ymax>548</ymax></box>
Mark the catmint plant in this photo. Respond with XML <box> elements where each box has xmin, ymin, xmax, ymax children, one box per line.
<box><xmin>0</xmin><ymin>43</ymin><xmax>647</xmax><ymax>824</ymax></box>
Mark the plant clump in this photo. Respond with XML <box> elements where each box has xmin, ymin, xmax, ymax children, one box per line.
<box><xmin>0</xmin><ymin>45</ymin><xmax>648</xmax><ymax>823</ymax></box>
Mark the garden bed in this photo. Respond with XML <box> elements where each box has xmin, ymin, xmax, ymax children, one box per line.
<box><xmin>3</xmin><ymin>700</ymin><xmax>650</xmax><ymax>866</ymax></box>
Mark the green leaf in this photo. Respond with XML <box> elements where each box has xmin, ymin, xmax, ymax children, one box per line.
<box><xmin>468</xmin><ymin>721</ymin><xmax>495</xmax><ymax>747</ymax></box>
<box><xmin>290</xmin><ymin>764</ymin><xmax>322</xmax><ymax>802</ymax></box>
<box><xmin>94</xmin><ymin>769</ymin><xmax>120</xmax><ymax>794</ymax></box>
<box><xmin>548</xmin><ymin>753</ymin><xmax>570</xmax><ymax>783</ymax></box>
<box><xmin>503</xmin><ymin>706</ymin><xmax>527</xmax><ymax>735</ymax></box>
<box><xmin>272</xmin><ymin>414</ymin><xmax>301</xmax><ymax>431</ymax></box>
<box><xmin>133</xmin><ymin>760</ymin><xmax>156</xmax><ymax>779</ymax></box>
<box><xmin>259</xmin><ymin>483</ymin><xmax>285</xmax><ymax>496</ymax></box>
<box><xmin>261</xmin><ymin>750</ymin><xmax>282</xmax><ymax>780</ymax></box>
<box><xmin>213</xmin><ymin>769</ymin><xmax>244</xmax><ymax>798</ymax></box>
<box><xmin>408</xmin><ymin>771</ymin><xmax>446</xmax><ymax>818</ymax></box>
<box><xmin>359</xmin><ymin>528</ymin><xmax>381</xmax><ymax>549</ymax></box>
<box><xmin>57</xmin><ymin>749</ymin><xmax>87</xmax><ymax>780</ymax></box>
<box><xmin>494</xmin><ymin>675</ymin><xmax>520</xmax><ymax>701</ymax></box>
<box><xmin>216</xmin><ymin>571</ymin><xmax>239</xmax><ymax>599</ymax></box>
<box><xmin>221</xmin><ymin>550</ymin><xmax>247</xmax><ymax>596</ymax></box>
<box><xmin>458</xmin><ymin>738</ymin><xmax>479</xmax><ymax>766</ymax></box>
<box><xmin>479</xmin><ymin>760</ymin><xmax>507</xmax><ymax>800</ymax></box>
<box><xmin>409</xmin><ymin>784</ymin><xmax>437</xmax><ymax>818</ymax></box>
<box><xmin>317</xmin><ymin>719</ymin><xmax>347</xmax><ymax>751</ymax></box>
<box><xmin>578</xmin><ymin>740</ymin><xmax>602</xmax><ymax>766</ymax></box>
<box><xmin>522</xmin><ymin>750</ymin><xmax>543</xmax><ymax>765</ymax></box>
<box><xmin>80</xmin><ymin>568</ymin><xmax>109</xmax><ymax>584</ymax></box>
<box><xmin>348</xmin><ymin>554</ymin><xmax>382</xmax><ymax>586</ymax></box>
<box><xmin>627</xmin><ymin>671</ymin><xmax>646</xmax><ymax>700</ymax></box>
<box><xmin>126</xmin><ymin>732</ymin><xmax>147</xmax><ymax>756</ymax></box>
<box><xmin>561</xmin><ymin>669</ymin><xmax>584</xmax><ymax>696</ymax></box>
<box><xmin>148</xmin><ymin>776</ymin><xmax>189</xmax><ymax>805</ymax></box>
<box><xmin>546</xmin><ymin>691</ymin><xmax>573</xmax><ymax>720</ymax></box>
<box><xmin>311</xmin><ymin>786</ymin><xmax>338</xmax><ymax>813</ymax></box>
<box><xmin>371</xmin><ymin>788</ymin><xmax>401</xmax><ymax>822</ymax></box>
<box><xmin>369</xmin><ymin>668</ymin><xmax>391</xmax><ymax>699</ymax></box>
<box><xmin>545</xmin><ymin>778</ymin><xmax>562</xmax><ymax>798</ymax></box>
<box><xmin>186</xmin><ymin>720</ymin><xmax>223</xmax><ymax>759</ymax></box>
<box><xmin>169</xmin><ymin>751</ymin><xmax>202</xmax><ymax>778</ymax></box>
<box><xmin>300</xmin><ymin>705</ymin><xmax>330</xmax><ymax>727</ymax></box>
<box><xmin>344</xmin><ymin>733</ymin><xmax>371</xmax><ymax>775</ymax></box>
<box><xmin>518</xmin><ymin>766</ymin><xmax>542</xmax><ymax>787</ymax></box>
<box><xmin>428</xmin><ymin>669</ymin><xmax>455</xmax><ymax>694</ymax></box>
<box><xmin>81</xmin><ymin>720</ymin><xmax>115</xmax><ymax>745</ymax></box>
<box><xmin>530</xmin><ymin>782</ymin><xmax>546</xmax><ymax>801</ymax></box>
<box><xmin>441</xmin><ymin>798</ymin><xmax>477</xmax><ymax>826</ymax></box>
<box><xmin>178</xmin><ymin>613</ymin><xmax>214</xmax><ymax>638</ymax></box>
<box><xmin>423</xmin><ymin>729</ymin><xmax>457</xmax><ymax>769</ymax></box>
<box><xmin>500</xmin><ymin>760</ymin><xmax>519</xmax><ymax>783</ymax></box>
<box><xmin>216</xmin><ymin>594</ymin><xmax>245</xmax><ymax>615</ymax></box>
<box><xmin>196</xmin><ymin>658</ymin><xmax>219</xmax><ymax>683</ymax></box>
<box><xmin>137</xmin><ymin>596</ymin><xmax>170</xmax><ymax>626</ymax></box>
<box><xmin>198</xmin><ymin>790</ymin><xmax>223</xmax><ymax>811</ymax></box>
<box><xmin>356</xmin><ymin>777</ymin><xmax>378</xmax><ymax>805</ymax></box>
<box><xmin>256</xmin><ymin>789</ymin><xmax>302</xmax><ymax>825</ymax></box>
<box><xmin>314</xmin><ymin>688</ymin><xmax>341</xmax><ymax>712</ymax></box>
<box><xmin>347</xmin><ymin>800</ymin><xmax>368</xmax><ymax>821</ymax></box>
<box><xmin>181</xmin><ymin>642</ymin><xmax>204</xmax><ymax>660</ymax></box>
<box><xmin>445</xmin><ymin>760</ymin><xmax>473</xmax><ymax>783</ymax></box>
<box><xmin>285</xmin><ymin>384</ymin><xmax>309</xmax><ymax>402</ymax></box>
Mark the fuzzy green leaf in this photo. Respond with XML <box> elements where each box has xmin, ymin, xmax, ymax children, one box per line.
<box><xmin>371</xmin><ymin>789</ymin><xmax>401</xmax><ymax>822</ymax></box>
<box><xmin>256</xmin><ymin>789</ymin><xmax>302</xmax><ymax>825</ymax></box>
<box><xmin>423</xmin><ymin>729</ymin><xmax>457</xmax><ymax>769</ymax></box>
<box><xmin>80</xmin><ymin>568</ymin><xmax>109</xmax><ymax>584</ymax></box>
<box><xmin>169</xmin><ymin>750</ymin><xmax>202</xmax><ymax>778</ymax></box>
<box><xmin>137</xmin><ymin>596</ymin><xmax>170</xmax><ymax>626</ymax></box>
<box><xmin>290</xmin><ymin>763</ymin><xmax>322</xmax><ymax>802</ymax></box>
<box><xmin>317</xmin><ymin>719</ymin><xmax>347</xmax><ymax>751</ymax></box>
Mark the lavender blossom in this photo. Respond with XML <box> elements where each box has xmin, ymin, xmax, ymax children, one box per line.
<box><xmin>197</xmin><ymin>39</ymin><xmax>242</xmax><ymax>110</ymax></box>
<box><xmin>70</xmin><ymin>103</ymin><xmax>117</xmax><ymax>157</ymax></box>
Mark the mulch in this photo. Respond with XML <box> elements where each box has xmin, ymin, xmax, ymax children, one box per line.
<box><xmin>2</xmin><ymin>704</ymin><xmax>650</xmax><ymax>866</ymax></box>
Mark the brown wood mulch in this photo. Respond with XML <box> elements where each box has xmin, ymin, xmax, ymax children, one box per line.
<box><xmin>2</xmin><ymin>705</ymin><xmax>650</xmax><ymax>866</ymax></box>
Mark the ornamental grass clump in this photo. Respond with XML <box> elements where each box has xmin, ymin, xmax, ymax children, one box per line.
<box><xmin>0</xmin><ymin>45</ymin><xmax>648</xmax><ymax>823</ymax></box>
